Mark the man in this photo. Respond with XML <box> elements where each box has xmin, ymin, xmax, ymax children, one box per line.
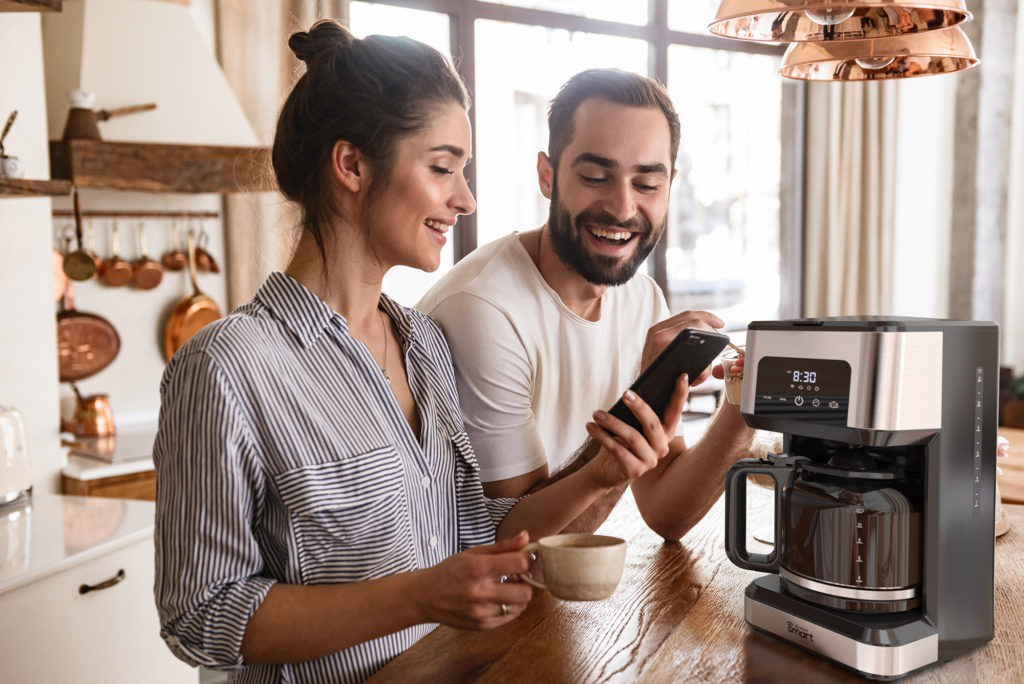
<box><xmin>418</xmin><ymin>69</ymin><xmax>753</xmax><ymax>540</ymax></box>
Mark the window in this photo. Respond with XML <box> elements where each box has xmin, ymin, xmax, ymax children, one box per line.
<box><xmin>349</xmin><ymin>1</ymin><xmax>798</xmax><ymax>321</ymax></box>
<box><xmin>666</xmin><ymin>46</ymin><xmax>782</xmax><ymax>328</ymax></box>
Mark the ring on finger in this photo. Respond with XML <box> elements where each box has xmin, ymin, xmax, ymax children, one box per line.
<box><xmin>500</xmin><ymin>602</ymin><xmax>510</xmax><ymax>617</ymax></box>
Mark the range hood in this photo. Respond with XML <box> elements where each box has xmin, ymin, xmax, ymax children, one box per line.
<box><xmin>41</xmin><ymin>0</ymin><xmax>258</xmax><ymax>148</ymax></box>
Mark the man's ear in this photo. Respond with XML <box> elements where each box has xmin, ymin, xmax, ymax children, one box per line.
<box><xmin>331</xmin><ymin>140</ymin><xmax>367</xmax><ymax>193</ymax></box>
<box><xmin>537</xmin><ymin>151</ymin><xmax>554</xmax><ymax>200</ymax></box>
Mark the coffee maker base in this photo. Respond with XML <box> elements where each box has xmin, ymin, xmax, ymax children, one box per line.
<box><xmin>744</xmin><ymin>576</ymin><xmax>938</xmax><ymax>680</ymax></box>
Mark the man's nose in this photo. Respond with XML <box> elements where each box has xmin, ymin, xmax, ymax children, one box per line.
<box><xmin>602</xmin><ymin>180</ymin><xmax>636</xmax><ymax>224</ymax></box>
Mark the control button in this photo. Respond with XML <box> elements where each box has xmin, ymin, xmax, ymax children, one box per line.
<box><xmin>794</xmin><ymin>396</ymin><xmax>804</xmax><ymax>406</ymax></box>
<box><xmin>421</xmin><ymin>476</ymin><xmax>431</xmax><ymax>488</ymax></box>
<box><xmin>812</xmin><ymin>398</ymin><xmax>820</xmax><ymax>407</ymax></box>
<box><xmin>429</xmin><ymin>535</ymin><xmax>438</xmax><ymax>548</ymax></box>
<box><xmin>814</xmin><ymin>386</ymin><xmax>819</xmax><ymax>392</ymax></box>
<box><xmin>828</xmin><ymin>400</ymin><xmax>839</xmax><ymax>409</ymax></box>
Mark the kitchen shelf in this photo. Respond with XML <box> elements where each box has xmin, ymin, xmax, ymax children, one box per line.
<box><xmin>50</xmin><ymin>139</ymin><xmax>274</xmax><ymax>193</ymax></box>
<box><xmin>0</xmin><ymin>177</ymin><xmax>71</xmax><ymax>197</ymax></box>
<box><xmin>0</xmin><ymin>0</ymin><xmax>61</xmax><ymax>11</ymax></box>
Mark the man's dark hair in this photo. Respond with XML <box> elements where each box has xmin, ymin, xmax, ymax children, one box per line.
<box><xmin>547</xmin><ymin>69</ymin><xmax>680</xmax><ymax>172</ymax></box>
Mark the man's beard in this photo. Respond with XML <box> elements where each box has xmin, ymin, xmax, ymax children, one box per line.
<box><xmin>546</xmin><ymin>182</ymin><xmax>665</xmax><ymax>287</ymax></box>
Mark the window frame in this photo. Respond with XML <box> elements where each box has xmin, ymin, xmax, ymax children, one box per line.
<box><xmin>354</xmin><ymin>0</ymin><xmax>804</xmax><ymax>317</ymax></box>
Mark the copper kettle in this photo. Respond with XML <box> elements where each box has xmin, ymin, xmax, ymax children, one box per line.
<box><xmin>65</xmin><ymin>383</ymin><xmax>116</xmax><ymax>438</ymax></box>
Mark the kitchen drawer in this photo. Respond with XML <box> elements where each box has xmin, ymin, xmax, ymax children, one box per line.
<box><xmin>0</xmin><ymin>532</ymin><xmax>196</xmax><ymax>683</ymax></box>
<box><xmin>62</xmin><ymin>469</ymin><xmax>157</xmax><ymax>501</ymax></box>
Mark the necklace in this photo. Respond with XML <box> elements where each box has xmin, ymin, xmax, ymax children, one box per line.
<box><xmin>379</xmin><ymin>309</ymin><xmax>391</xmax><ymax>384</ymax></box>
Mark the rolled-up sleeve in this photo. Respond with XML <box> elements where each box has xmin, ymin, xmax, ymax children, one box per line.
<box><xmin>153</xmin><ymin>348</ymin><xmax>274</xmax><ymax>670</ymax></box>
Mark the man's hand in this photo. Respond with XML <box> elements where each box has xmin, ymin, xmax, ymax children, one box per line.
<box><xmin>642</xmin><ymin>310</ymin><xmax>725</xmax><ymax>386</ymax></box>
<box><xmin>582</xmin><ymin>373</ymin><xmax>690</xmax><ymax>488</ymax></box>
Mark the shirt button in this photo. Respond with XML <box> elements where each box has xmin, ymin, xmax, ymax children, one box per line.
<box><xmin>421</xmin><ymin>476</ymin><xmax>431</xmax><ymax>488</ymax></box>
<box><xmin>429</xmin><ymin>535</ymin><xmax>438</xmax><ymax>548</ymax></box>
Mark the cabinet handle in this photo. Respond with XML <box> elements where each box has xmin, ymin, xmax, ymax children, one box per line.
<box><xmin>79</xmin><ymin>568</ymin><xmax>126</xmax><ymax>594</ymax></box>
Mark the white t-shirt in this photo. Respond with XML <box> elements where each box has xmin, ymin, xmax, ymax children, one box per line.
<box><xmin>417</xmin><ymin>233</ymin><xmax>670</xmax><ymax>482</ymax></box>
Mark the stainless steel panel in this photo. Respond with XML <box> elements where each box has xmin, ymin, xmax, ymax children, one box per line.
<box><xmin>743</xmin><ymin>330</ymin><xmax>942</xmax><ymax>431</ymax></box>
<box><xmin>746</xmin><ymin>596</ymin><xmax>938</xmax><ymax>677</ymax></box>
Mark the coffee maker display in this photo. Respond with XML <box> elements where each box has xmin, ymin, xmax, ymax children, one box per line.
<box><xmin>724</xmin><ymin>317</ymin><xmax>997</xmax><ymax>680</ymax></box>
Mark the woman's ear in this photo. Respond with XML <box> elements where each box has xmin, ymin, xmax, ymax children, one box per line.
<box><xmin>331</xmin><ymin>140</ymin><xmax>367</xmax><ymax>193</ymax></box>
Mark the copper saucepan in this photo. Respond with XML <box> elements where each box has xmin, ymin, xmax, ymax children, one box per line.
<box><xmin>162</xmin><ymin>231</ymin><xmax>221</xmax><ymax>362</ymax></box>
<box><xmin>131</xmin><ymin>222</ymin><xmax>163</xmax><ymax>290</ymax></box>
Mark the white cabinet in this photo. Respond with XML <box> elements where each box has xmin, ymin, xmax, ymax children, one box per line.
<box><xmin>0</xmin><ymin>494</ymin><xmax>196</xmax><ymax>683</ymax></box>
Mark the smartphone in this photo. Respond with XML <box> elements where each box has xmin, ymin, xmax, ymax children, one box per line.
<box><xmin>608</xmin><ymin>328</ymin><xmax>730</xmax><ymax>433</ymax></box>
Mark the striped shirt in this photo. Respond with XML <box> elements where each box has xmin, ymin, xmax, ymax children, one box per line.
<box><xmin>153</xmin><ymin>271</ymin><xmax>514</xmax><ymax>683</ymax></box>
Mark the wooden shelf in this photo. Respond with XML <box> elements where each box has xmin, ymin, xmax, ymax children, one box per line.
<box><xmin>50</xmin><ymin>139</ymin><xmax>274</xmax><ymax>194</ymax></box>
<box><xmin>0</xmin><ymin>0</ymin><xmax>61</xmax><ymax>11</ymax></box>
<box><xmin>0</xmin><ymin>177</ymin><xmax>71</xmax><ymax>197</ymax></box>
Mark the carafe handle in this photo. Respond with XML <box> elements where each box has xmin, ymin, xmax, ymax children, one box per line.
<box><xmin>724</xmin><ymin>456</ymin><xmax>802</xmax><ymax>572</ymax></box>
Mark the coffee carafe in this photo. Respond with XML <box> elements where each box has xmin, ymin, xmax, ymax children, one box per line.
<box><xmin>724</xmin><ymin>317</ymin><xmax>997</xmax><ymax>680</ymax></box>
<box><xmin>727</xmin><ymin>445</ymin><xmax>924</xmax><ymax>614</ymax></box>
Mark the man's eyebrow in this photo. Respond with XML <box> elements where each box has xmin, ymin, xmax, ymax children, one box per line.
<box><xmin>572</xmin><ymin>153</ymin><xmax>667</xmax><ymax>175</ymax></box>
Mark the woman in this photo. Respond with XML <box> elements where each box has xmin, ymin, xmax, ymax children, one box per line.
<box><xmin>153</xmin><ymin>20</ymin><xmax>689</xmax><ymax>683</ymax></box>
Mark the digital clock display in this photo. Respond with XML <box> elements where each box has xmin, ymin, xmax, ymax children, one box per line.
<box><xmin>755</xmin><ymin>356</ymin><xmax>851</xmax><ymax>398</ymax></box>
<box><xmin>790</xmin><ymin>370</ymin><xmax>817</xmax><ymax>384</ymax></box>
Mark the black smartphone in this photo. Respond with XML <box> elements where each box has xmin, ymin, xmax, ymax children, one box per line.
<box><xmin>608</xmin><ymin>328</ymin><xmax>730</xmax><ymax>433</ymax></box>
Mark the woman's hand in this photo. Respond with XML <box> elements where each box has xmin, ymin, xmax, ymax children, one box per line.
<box><xmin>583</xmin><ymin>373</ymin><xmax>690</xmax><ymax>489</ymax></box>
<box><xmin>412</xmin><ymin>532</ymin><xmax>533</xmax><ymax>630</ymax></box>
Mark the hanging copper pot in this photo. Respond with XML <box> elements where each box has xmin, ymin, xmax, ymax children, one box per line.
<box><xmin>162</xmin><ymin>231</ymin><xmax>221</xmax><ymax>362</ymax></box>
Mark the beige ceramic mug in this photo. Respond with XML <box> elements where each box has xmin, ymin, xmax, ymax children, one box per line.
<box><xmin>518</xmin><ymin>533</ymin><xmax>626</xmax><ymax>601</ymax></box>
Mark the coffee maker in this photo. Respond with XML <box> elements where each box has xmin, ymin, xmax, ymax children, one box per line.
<box><xmin>724</xmin><ymin>317</ymin><xmax>997</xmax><ymax>680</ymax></box>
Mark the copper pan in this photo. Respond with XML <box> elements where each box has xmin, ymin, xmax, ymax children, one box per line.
<box><xmin>162</xmin><ymin>231</ymin><xmax>221</xmax><ymax>362</ymax></box>
<box><xmin>56</xmin><ymin>280</ymin><xmax>121</xmax><ymax>382</ymax></box>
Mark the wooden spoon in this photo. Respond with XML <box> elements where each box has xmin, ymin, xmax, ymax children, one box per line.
<box><xmin>131</xmin><ymin>222</ymin><xmax>163</xmax><ymax>290</ymax></box>
<box><xmin>99</xmin><ymin>220</ymin><xmax>133</xmax><ymax>287</ymax></box>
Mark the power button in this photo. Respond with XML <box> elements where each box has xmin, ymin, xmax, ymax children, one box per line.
<box><xmin>794</xmin><ymin>396</ymin><xmax>804</xmax><ymax>406</ymax></box>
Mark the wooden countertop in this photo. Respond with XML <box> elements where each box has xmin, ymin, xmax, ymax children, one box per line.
<box><xmin>370</xmin><ymin>490</ymin><xmax>1023</xmax><ymax>683</ymax></box>
<box><xmin>998</xmin><ymin>427</ymin><xmax>1024</xmax><ymax>505</ymax></box>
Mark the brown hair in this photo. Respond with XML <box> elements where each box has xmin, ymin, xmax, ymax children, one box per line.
<box><xmin>272</xmin><ymin>20</ymin><xmax>470</xmax><ymax>266</ymax></box>
<box><xmin>547</xmin><ymin>69</ymin><xmax>680</xmax><ymax>173</ymax></box>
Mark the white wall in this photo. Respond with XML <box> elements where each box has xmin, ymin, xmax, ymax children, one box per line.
<box><xmin>0</xmin><ymin>14</ymin><xmax>65</xmax><ymax>494</ymax></box>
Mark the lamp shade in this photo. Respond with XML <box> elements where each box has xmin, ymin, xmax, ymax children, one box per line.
<box><xmin>709</xmin><ymin>0</ymin><xmax>971</xmax><ymax>42</ymax></box>
<box><xmin>777</xmin><ymin>25</ymin><xmax>978</xmax><ymax>80</ymax></box>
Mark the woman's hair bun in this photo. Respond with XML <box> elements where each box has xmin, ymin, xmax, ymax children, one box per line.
<box><xmin>289</xmin><ymin>19</ymin><xmax>354</xmax><ymax>66</ymax></box>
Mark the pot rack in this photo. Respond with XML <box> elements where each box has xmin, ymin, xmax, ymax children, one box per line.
<box><xmin>52</xmin><ymin>210</ymin><xmax>220</xmax><ymax>219</ymax></box>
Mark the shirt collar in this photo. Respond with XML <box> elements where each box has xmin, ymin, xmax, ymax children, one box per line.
<box><xmin>255</xmin><ymin>271</ymin><xmax>416</xmax><ymax>349</ymax></box>
<box><xmin>255</xmin><ymin>271</ymin><xmax>337</xmax><ymax>348</ymax></box>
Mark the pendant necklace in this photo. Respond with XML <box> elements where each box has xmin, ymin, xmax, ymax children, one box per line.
<box><xmin>379</xmin><ymin>309</ymin><xmax>391</xmax><ymax>384</ymax></box>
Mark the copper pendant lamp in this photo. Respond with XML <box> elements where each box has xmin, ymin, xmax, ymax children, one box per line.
<box><xmin>708</xmin><ymin>1</ymin><xmax>972</xmax><ymax>43</ymax></box>
<box><xmin>777</xmin><ymin>24</ymin><xmax>978</xmax><ymax>79</ymax></box>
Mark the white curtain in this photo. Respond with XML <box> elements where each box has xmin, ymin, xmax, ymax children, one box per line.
<box><xmin>802</xmin><ymin>81</ymin><xmax>897</xmax><ymax>317</ymax></box>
